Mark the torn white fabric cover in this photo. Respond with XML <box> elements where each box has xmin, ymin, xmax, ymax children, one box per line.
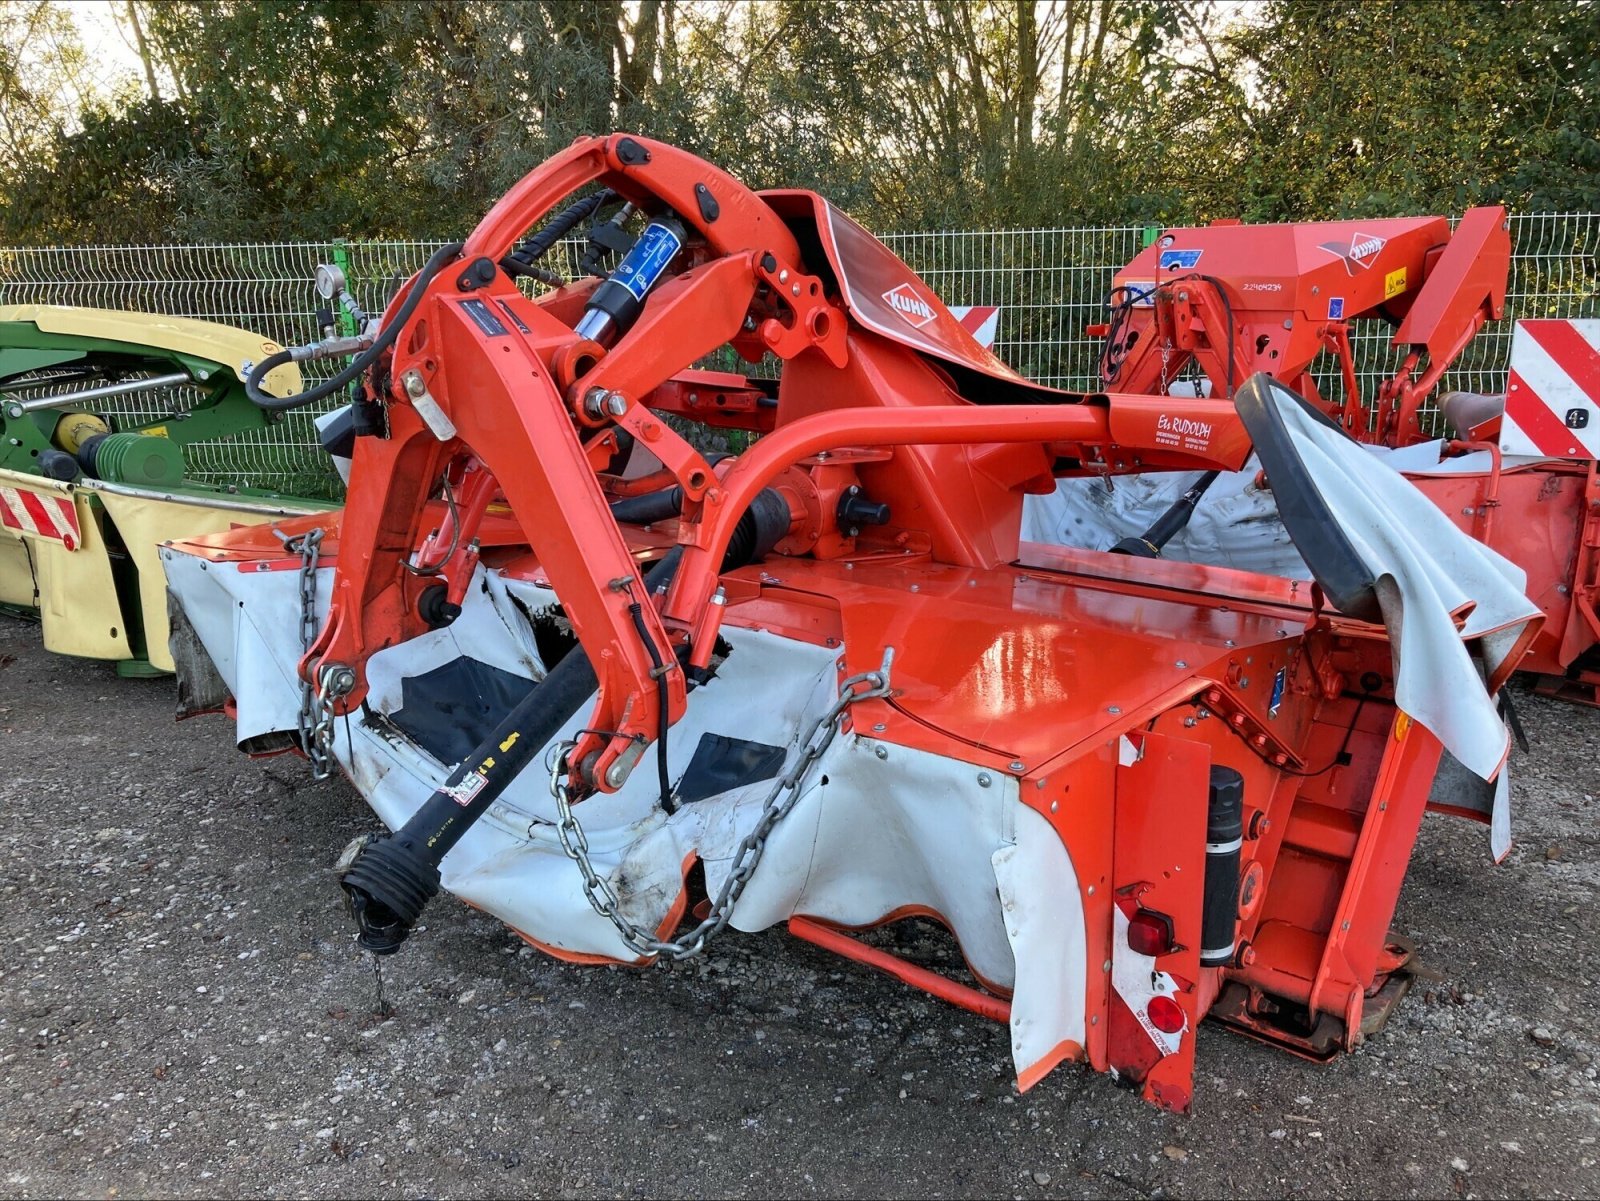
<box><xmin>1019</xmin><ymin>441</ymin><xmax>1548</xmax><ymax>581</ymax></box>
<box><xmin>1271</xmin><ymin>397</ymin><xmax>1539</xmax><ymax>781</ymax></box>
<box><xmin>159</xmin><ymin>550</ymin><xmax>1091</xmax><ymax>1084</ymax></box>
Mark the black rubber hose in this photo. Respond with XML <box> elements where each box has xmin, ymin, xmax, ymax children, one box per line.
<box><xmin>243</xmin><ymin>241</ymin><xmax>464</xmax><ymax>412</ymax></box>
<box><xmin>627</xmin><ymin>595</ymin><xmax>677</xmax><ymax>816</ymax></box>
<box><xmin>502</xmin><ymin>189</ymin><xmax>615</xmax><ymax>278</ymax></box>
<box><xmin>610</xmin><ymin>486</ymin><xmax>683</xmax><ymax>524</ymax></box>
<box><xmin>1109</xmin><ymin>469</ymin><xmax>1221</xmax><ymax>558</ymax></box>
<box><xmin>606</xmin><ymin>455</ymin><xmax>730</xmax><ymax>525</ymax></box>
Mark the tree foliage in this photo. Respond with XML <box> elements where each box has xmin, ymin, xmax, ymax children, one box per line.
<box><xmin>0</xmin><ymin>0</ymin><xmax>1594</xmax><ymax>245</ymax></box>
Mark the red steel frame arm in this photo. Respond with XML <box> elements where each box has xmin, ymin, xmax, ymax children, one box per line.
<box><xmin>662</xmin><ymin>397</ymin><xmax>1253</xmax><ymax>630</ymax></box>
<box><xmin>309</xmin><ymin>133</ymin><xmax>836</xmax><ymax>794</ymax></box>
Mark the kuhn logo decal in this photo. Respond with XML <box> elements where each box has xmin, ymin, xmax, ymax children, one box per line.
<box><xmin>883</xmin><ymin>283</ymin><xmax>936</xmax><ymax>329</ymax></box>
<box><xmin>1319</xmin><ymin>231</ymin><xmax>1388</xmax><ymax>275</ymax></box>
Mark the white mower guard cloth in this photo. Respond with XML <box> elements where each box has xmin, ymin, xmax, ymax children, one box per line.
<box><xmin>159</xmin><ymin>551</ymin><xmax>1088</xmax><ymax>1086</ymax></box>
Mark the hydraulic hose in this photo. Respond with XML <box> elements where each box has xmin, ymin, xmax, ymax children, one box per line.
<box><xmin>607</xmin><ymin>454</ymin><xmax>730</xmax><ymax>525</ymax></box>
<box><xmin>243</xmin><ymin>241</ymin><xmax>465</xmax><ymax>412</ymax></box>
<box><xmin>502</xmin><ymin>189</ymin><xmax>616</xmax><ymax>280</ymax></box>
<box><xmin>610</xmin><ymin>485</ymin><xmax>684</xmax><ymax>525</ymax></box>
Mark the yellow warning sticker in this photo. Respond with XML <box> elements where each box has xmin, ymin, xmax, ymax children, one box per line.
<box><xmin>141</xmin><ymin>425</ymin><xmax>170</xmax><ymax>438</ymax></box>
<box><xmin>1384</xmin><ymin>267</ymin><xmax>1407</xmax><ymax>299</ymax></box>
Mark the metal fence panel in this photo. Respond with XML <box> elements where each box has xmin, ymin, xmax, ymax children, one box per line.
<box><xmin>1</xmin><ymin>213</ymin><xmax>1594</xmax><ymax>497</ymax></box>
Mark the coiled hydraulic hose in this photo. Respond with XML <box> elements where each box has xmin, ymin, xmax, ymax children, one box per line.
<box><xmin>243</xmin><ymin>241</ymin><xmax>465</xmax><ymax>412</ymax></box>
<box><xmin>501</xmin><ymin>189</ymin><xmax>616</xmax><ymax>282</ymax></box>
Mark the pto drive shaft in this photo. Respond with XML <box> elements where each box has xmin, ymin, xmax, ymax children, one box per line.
<box><xmin>336</xmin><ymin>553</ymin><xmax>682</xmax><ymax>954</ymax></box>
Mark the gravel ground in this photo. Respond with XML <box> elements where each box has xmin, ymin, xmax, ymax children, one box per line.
<box><xmin>1</xmin><ymin>615</ymin><xmax>1598</xmax><ymax>1200</ymax></box>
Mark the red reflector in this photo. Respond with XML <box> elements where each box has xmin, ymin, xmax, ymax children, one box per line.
<box><xmin>1147</xmin><ymin>995</ymin><xmax>1185</xmax><ymax>1034</ymax></box>
<box><xmin>1127</xmin><ymin>909</ymin><xmax>1175</xmax><ymax>956</ymax></box>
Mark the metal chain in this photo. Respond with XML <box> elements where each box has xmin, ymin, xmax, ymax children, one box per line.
<box><xmin>550</xmin><ymin>649</ymin><xmax>894</xmax><ymax>961</ymax></box>
<box><xmin>282</xmin><ymin>527</ymin><xmax>338</xmax><ymax>781</ymax></box>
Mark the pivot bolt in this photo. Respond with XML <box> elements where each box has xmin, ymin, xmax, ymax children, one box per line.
<box><xmin>604</xmin><ymin>391</ymin><xmax>628</xmax><ymax>416</ymax></box>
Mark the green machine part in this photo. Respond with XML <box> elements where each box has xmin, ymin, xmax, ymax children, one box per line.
<box><xmin>0</xmin><ymin>306</ymin><xmax>323</xmax><ymax>675</ymax></box>
<box><xmin>79</xmin><ymin>431</ymin><xmax>187</xmax><ymax>486</ymax></box>
<box><xmin>0</xmin><ymin>306</ymin><xmax>316</xmax><ymax>488</ymax></box>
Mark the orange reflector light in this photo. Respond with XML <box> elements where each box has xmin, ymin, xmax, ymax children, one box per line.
<box><xmin>1147</xmin><ymin>995</ymin><xmax>1185</xmax><ymax>1034</ymax></box>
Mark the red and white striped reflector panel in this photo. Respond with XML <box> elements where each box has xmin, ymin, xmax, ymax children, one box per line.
<box><xmin>948</xmin><ymin>305</ymin><xmax>1000</xmax><ymax>351</ymax></box>
<box><xmin>1501</xmin><ymin>318</ymin><xmax>1600</xmax><ymax>461</ymax></box>
<box><xmin>0</xmin><ymin>483</ymin><xmax>82</xmax><ymax>549</ymax></box>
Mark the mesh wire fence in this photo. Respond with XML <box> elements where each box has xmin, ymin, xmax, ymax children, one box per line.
<box><xmin>0</xmin><ymin>213</ymin><xmax>1594</xmax><ymax>497</ymax></box>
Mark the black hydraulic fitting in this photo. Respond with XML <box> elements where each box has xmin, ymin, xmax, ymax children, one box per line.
<box><xmin>417</xmin><ymin>582</ymin><xmax>461</xmax><ymax>629</ymax></box>
<box><xmin>836</xmin><ymin>485</ymin><xmax>890</xmax><ymax>534</ymax></box>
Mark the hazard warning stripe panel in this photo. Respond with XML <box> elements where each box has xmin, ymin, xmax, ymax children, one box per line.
<box><xmin>0</xmin><ymin>483</ymin><xmax>82</xmax><ymax>548</ymax></box>
<box><xmin>948</xmin><ymin>305</ymin><xmax>1001</xmax><ymax>351</ymax></box>
<box><xmin>1500</xmin><ymin>318</ymin><xmax>1600</xmax><ymax>460</ymax></box>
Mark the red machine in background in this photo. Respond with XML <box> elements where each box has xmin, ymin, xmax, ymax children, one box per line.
<box><xmin>1096</xmin><ymin>213</ymin><xmax>1599</xmax><ymax>701</ymax></box>
<box><xmin>162</xmin><ymin>134</ymin><xmax>1543</xmax><ymax>1113</ymax></box>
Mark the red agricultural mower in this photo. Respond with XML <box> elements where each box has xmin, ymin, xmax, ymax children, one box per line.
<box><xmin>163</xmin><ymin>135</ymin><xmax>1555</xmax><ymax>1112</ymax></box>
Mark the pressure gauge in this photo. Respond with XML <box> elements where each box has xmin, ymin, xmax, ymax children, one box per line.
<box><xmin>314</xmin><ymin>263</ymin><xmax>347</xmax><ymax>300</ymax></box>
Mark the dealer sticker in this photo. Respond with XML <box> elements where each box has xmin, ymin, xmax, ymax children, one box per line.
<box><xmin>442</xmin><ymin>771</ymin><xmax>489</xmax><ymax>807</ymax></box>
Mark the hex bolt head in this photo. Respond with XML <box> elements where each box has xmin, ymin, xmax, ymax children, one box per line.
<box><xmin>1008</xmin><ymin>760</ymin><xmax>1024</xmax><ymax>773</ymax></box>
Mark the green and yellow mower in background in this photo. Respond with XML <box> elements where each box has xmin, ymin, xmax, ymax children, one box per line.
<box><xmin>0</xmin><ymin>305</ymin><xmax>336</xmax><ymax>675</ymax></box>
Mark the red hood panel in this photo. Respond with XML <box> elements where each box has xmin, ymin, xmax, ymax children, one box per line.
<box><xmin>762</xmin><ymin>189</ymin><xmax>1076</xmax><ymax>401</ymax></box>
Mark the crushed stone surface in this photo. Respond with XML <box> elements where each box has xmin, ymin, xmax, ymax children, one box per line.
<box><xmin>1</xmin><ymin>617</ymin><xmax>1596</xmax><ymax>1198</ymax></box>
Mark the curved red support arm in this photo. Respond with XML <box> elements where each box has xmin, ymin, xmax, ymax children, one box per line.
<box><xmin>313</xmin><ymin>133</ymin><xmax>836</xmax><ymax>794</ymax></box>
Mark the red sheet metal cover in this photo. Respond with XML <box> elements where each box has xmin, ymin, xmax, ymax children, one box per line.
<box><xmin>761</xmin><ymin>189</ymin><xmax>1073</xmax><ymax>399</ymax></box>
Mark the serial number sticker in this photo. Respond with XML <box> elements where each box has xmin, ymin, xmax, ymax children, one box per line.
<box><xmin>459</xmin><ymin>298</ymin><xmax>509</xmax><ymax>337</ymax></box>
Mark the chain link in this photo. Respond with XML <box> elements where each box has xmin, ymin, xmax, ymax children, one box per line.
<box><xmin>550</xmin><ymin>649</ymin><xmax>894</xmax><ymax>961</ymax></box>
<box><xmin>282</xmin><ymin>527</ymin><xmax>343</xmax><ymax>781</ymax></box>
